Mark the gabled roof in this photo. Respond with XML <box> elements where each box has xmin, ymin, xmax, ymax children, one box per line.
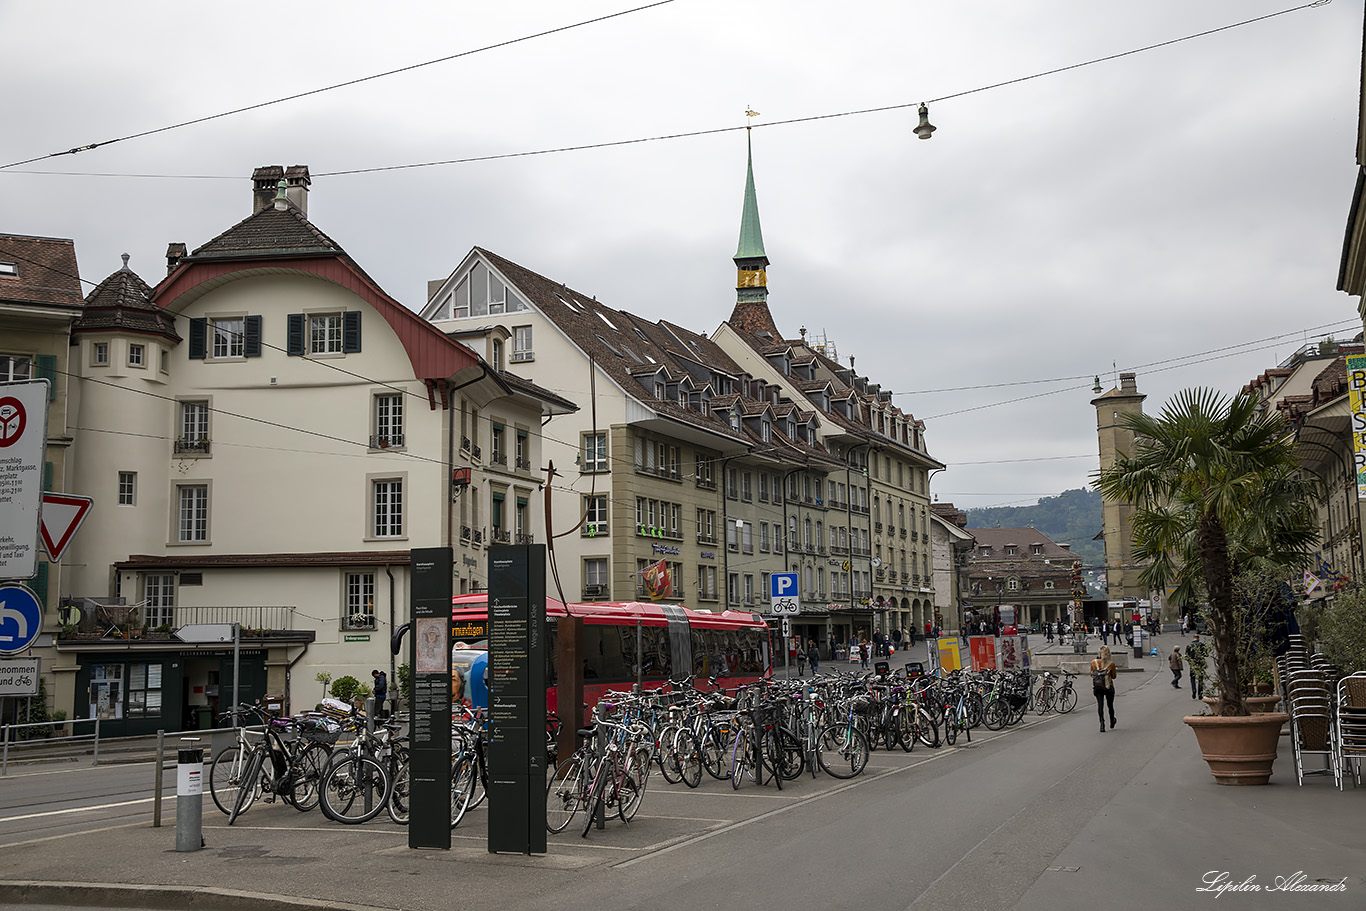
<box><xmin>474</xmin><ymin>248</ymin><xmax>747</xmax><ymax>446</ymax></box>
<box><xmin>75</xmin><ymin>259</ymin><xmax>178</xmax><ymax>341</ymax></box>
<box><xmin>153</xmin><ymin>198</ymin><xmax>480</xmax><ymax>381</ymax></box>
<box><xmin>0</xmin><ymin>233</ymin><xmax>83</xmax><ymax>309</ymax></box>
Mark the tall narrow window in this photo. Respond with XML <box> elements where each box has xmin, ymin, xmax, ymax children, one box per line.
<box><xmin>584</xmin><ymin>495</ymin><xmax>608</xmax><ymax>536</ymax></box>
<box><xmin>373</xmin><ymin>394</ymin><xmax>404</xmax><ymax>448</ymax></box>
<box><xmin>176</xmin><ymin>485</ymin><xmax>208</xmax><ymax>542</ymax></box>
<box><xmin>310</xmin><ymin>313</ymin><xmax>343</xmax><ymax>354</ymax></box>
<box><xmin>117</xmin><ymin>471</ymin><xmax>137</xmax><ymax>506</ymax></box>
<box><xmin>211</xmin><ymin>317</ymin><xmax>245</xmax><ymax>359</ymax></box>
<box><xmin>144</xmin><ymin>574</ymin><xmax>175</xmax><ymax>627</ymax></box>
<box><xmin>345</xmin><ymin>572</ymin><xmax>377</xmax><ymax>629</ymax></box>
<box><xmin>582</xmin><ymin>432</ymin><xmax>608</xmax><ymax>472</ymax></box>
<box><xmin>177</xmin><ymin>401</ymin><xmax>210</xmax><ymax>455</ymax></box>
<box><xmin>372</xmin><ymin>479</ymin><xmax>404</xmax><ymax>537</ymax></box>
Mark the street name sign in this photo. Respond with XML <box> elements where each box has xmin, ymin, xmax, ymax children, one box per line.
<box><xmin>770</xmin><ymin>572</ymin><xmax>800</xmax><ymax>615</ymax></box>
<box><xmin>0</xmin><ymin>381</ymin><xmax>50</xmax><ymax>581</ymax></box>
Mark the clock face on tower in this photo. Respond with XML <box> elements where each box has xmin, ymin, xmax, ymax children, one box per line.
<box><xmin>737</xmin><ymin>269</ymin><xmax>767</xmax><ymax>288</ymax></box>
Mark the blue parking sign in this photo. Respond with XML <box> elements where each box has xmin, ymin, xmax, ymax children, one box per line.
<box><xmin>0</xmin><ymin>584</ymin><xmax>43</xmax><ymax>655</ymax></box>
<box><xmin>770</xmin><ymin>573</ymin><xmax>800</xmax><ymax>615</ymax></box>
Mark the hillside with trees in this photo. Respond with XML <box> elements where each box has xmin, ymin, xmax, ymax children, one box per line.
<box><xmin>964</xmin><ymin>488</ymin><xmax>1104</xmax><ymax>565</ymax></box>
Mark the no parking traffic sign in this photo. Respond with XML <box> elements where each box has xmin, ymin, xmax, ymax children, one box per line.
<box><xmin>0</xmin><ymin>381</ymin><xmax>50</xmax><ymax>581</ymax></box>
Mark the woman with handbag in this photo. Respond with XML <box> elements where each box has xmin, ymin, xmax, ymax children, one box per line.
<box><xmin>1091</xmin><ymin>645</ymin><xmax>1118</xmax><ymax>732</ymax></box>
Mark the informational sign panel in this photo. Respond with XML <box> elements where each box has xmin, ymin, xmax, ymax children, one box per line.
<box><xmin>0</xmin><ymin>657</ymin><xmax>39</xmax><ymax>696</ymax></box>
<box><xmin>937</xmin><ymin>637</ymin><xmax>962</xmax><ymax>672</ymax></box>
<box><xmin>968</xmin><ymin>635</ymin><xmax>997</xmax><ymax>672</ymax></box>
<box><xmin>0</xmin><ymin>381</ymin><xmax>50</xmax><ymax>581</ymax></box>
<box><xmin>1000</xmin><ymin>635</ymin><xmax>1021</xmax><ymax>670</ymax></box>
<box><xmin>408</xmin><ymin>547</ymin><xmax>453</xmax><ymax>850</ymax></box>
<box><xmin>487</xmin><ymin>544</ymin><xmax>547</xmax><ymax>855</ymax></box>
<box><xmin>1348</xmin><ymin>355</ymin><xmax>1366</xmax><ymax>497</ymax></box>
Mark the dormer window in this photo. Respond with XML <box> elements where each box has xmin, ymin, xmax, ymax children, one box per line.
<box><xmin>760</xmin><ymin>419</ymin><xmax>771</xmax><ymax>443</ymax></box>
<box><xmin>1005</xmin><ymin>545</ymin><xmax>1017</xmax><ymax>556</ymax></box>
<box><xmin>491</xmin><ymin>339</ymin><xmax>504</xmax><ymax>372</ymax></box>
<box><xmin>655</xmin><ymin>382</ymin><xmax>665</xmax><ymax>399</ymax></box>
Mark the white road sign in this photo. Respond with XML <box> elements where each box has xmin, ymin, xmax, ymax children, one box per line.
<box><xmin>174</xmin><ymin>623</ymin><xmax>236</xmax><ymax>643</ymax></box>
<box><xmin>0</xmin><ymin>657</ymin><xmax>39</xmax><ymax>696</ymax></box>
<box><xmin>0</xmin><ymin>381</ymin><xmax>50</xmax><ymax>581</ymax></box>
<box><xmin>770</xmin><ymin>572</ymin><xmax>800</xmax><ymax>615</ymax></box>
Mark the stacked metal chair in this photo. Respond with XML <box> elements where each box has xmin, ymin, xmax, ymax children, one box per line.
<box><xmin>1336</xmin><ymin>673</ymin><xmax>1366</xmax><ymax>789</ymax></box>
<box><xmin>1280</xmin><ymin>642</ymin><xmax>1338</xmax><ymax>787</ymax></box>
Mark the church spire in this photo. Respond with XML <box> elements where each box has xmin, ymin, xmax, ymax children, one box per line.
<box><xmin>729</xmin><ymin>122</ymin><xmax>780</xmax><ymax>337</ymax></box>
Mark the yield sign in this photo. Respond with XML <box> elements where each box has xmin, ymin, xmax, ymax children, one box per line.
<box><xmin>40</xmin><ymin>493</ymin><xmax>94</xmax><ymax>562</ymax></box>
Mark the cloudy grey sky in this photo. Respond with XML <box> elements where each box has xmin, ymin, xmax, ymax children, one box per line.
<box><xmin>4</xmin><ymin>0</ymin><xmax>1361</xmax><ymax>512</ymax></box>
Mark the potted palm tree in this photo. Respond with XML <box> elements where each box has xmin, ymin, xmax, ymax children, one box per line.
<box><xmin>1095</xmin><ymin>388</ymin><xmax>1318</xmax><ymax>785</ymax></box>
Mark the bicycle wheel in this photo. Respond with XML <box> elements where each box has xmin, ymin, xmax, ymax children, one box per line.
<box><xmin>773</xmin><ymin>727</ymin><xmax>804</xmax><ymax>780</ymax></box>
<box><xmin>816</xmin><ymin>723</ymin><xmax>869</xmax><ymax>779</ymax></box>
<box><xmin>580</xmin><ymin>762</ymin><xmax>608</xmax><ymax>838</ymax></box>
<box><xmin>320</xmin><ymin>754</ymin><xmax>390</xmax><ymax>824</ymax></box>
<box><xmin>619</xmin><ymin>748</ymin><xmax>649</xmax><ymax>819</ymax></box>
<box><xmin>945</xmin><ymin>712</ymin><xmax>959</xmax><ymax>747</ymax></box>
<box><xmin>983</xmin><ymin>698</ymin><xmax>1008</xmax><ymax>732</ymax></box>
<box><xmin>387</xmin><ymin>759</ymin><xmax>409</xmax><ymax>825</ymax></box>
<box><xmin>1037</xmin><ymin>685</ymin><xmax>1055</xmax><ymax>715</ymax></box>
<box><xmin>451</xmin><ymin>753</ymin><xmax>477</xmax><ymax>828</ymax></box>
<box><xmin>700</xmin><ymin>726</ymin><xmax>728</xmax><ymax>780</ymax></box>
<box><xmin>674</xmin><ymin>729</ymin><xmax>703</xmax><ymax>789</ymax></box>
<box><xmin>290</xmin><ymin>742</ymin><xmax>329</xmax><ymax>813</ymax></box>
<box><xmin>965</xmin><ymin>692</ymin><xmax>985</xmax><ymax>729</ymax></box>
<box><xmin>1057</xmin><ymin>685</ymin><xmax>1078</xmax><ymax>714</ymax></box>
<box><xmin>897</xmin><ymin>707</ymin><xmax>916</xmax><ymax>753</ymax></box>
<box><xmin>656</xmin><ymin>725</ymin><xmax>683</xmax><ymax>784</ymax></box>
<box><xmin>546</xmin><ymin>754</ymin><xmax>586</xmax><ymax>833</ymax></box>
<box><xmin>209</xmin><ymin>745</ymin><xmax>246</xmax><ymax>816</ymax></box>
<box><xmin>915</xmin><ymin>706</ymin><xmax>940</xmax><ymax>748</ymax></box>
<box><xmin>730</xmin><ymin>729</ymin><xmax>750</xmax><ymax>790</ymax></box>
<box><xmin>468</xmin><ymin>754</ymin><xmax>488</xmax><ymax>810</ymax></box>
<box><xmin>228</xmin><ymin>747</ymin><xmax>266</xmax><ymax>825</ymax></box>
<box><xmin>881</xmin><ymin>711</ymin><xmax>899</xmax><ymax>751</ymax></box>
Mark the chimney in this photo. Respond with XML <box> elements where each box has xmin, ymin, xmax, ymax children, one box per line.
<box><xmin>1120</xmin><ymin>372</ymin><xmax>1138</xmax><ymax>395</ymax></box>
<box><xmin>252</xmin><ymin>165</ymin><xmax>285</xmax><ymax>214</ymax></box>
<box><xmin>166</xmin><ymin>242</ymin><xmax>187</xmax><ymax>275</ymax></box>
<box><xmin>284</xmin><ymin>165</ymin><xmax>311</xmax><ymax>215</ymax></box>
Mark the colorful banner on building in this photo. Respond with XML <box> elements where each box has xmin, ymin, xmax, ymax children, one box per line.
<box><xmin>641</xmin><ymin>559</ymin><xmax>672</xmax><ymax>600</ymax></box>
<box><xmin>1346</xmin><ymin>355</ymin><xmax>1366</xmax><ymax>497</ymax></box>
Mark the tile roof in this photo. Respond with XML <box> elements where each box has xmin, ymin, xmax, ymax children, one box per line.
<box><xmin>0</xmin><ymin>233</ymin><xmax>84</xmax><ymax>309</ymax></box>
<box><xmin>963</xmin><ymin>526</ymin><xmax>1076</xmax><ymax>558</ymax></box>
<box><xmin>74</xmin><ymin>260</ymin><xmax>179</xmax><ymax>340</ymax></box>
<box><xmin>477</xmin><ymin>248</ymin><xmax>748</xmax><ymax>446</ymax></box>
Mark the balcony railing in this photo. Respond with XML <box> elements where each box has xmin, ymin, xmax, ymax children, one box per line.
<box><xmin>369</xmin><ymin>433</ymin><xmax>405</xmax><ymax>449</ymax></box>
<box><xmin>516</xmin><ymin>457</ymin><xmax>533</xmax><ymax>471</ymax></box>
<box><xmin>491</xmin><ymin>453</ymin><xmax>508</xmax><ymax>466</ymax></box>
<box><xmin>492</xmin><ymin>529</ymin><xmax>511</xmax><ymax>543</ymax></box>
<box><xmin>460</xmin><ymin>525</ymin><xmax>472</xmax><ymax>541</ymax></box>
<box><xmin>174</xmin><ymin>438</ymin><xmax>211</xmax><ymax>455</ymax></box>
<box><xmin>516</xmin><ymin>533</ymin><xmax>535</xmax><ymax>545</ymax></box>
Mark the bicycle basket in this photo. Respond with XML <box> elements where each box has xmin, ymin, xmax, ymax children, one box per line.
<box><xmin>851</xmin><ymin>697</ymin><xmax>879</xmax><ymax>715</ymax></box>
<box><xmin>1005</xmin><ymin>693</ymin><xmax>1027</xmax><ymax>710</ymax></box>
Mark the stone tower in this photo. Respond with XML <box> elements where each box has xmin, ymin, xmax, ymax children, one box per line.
<box><xmin>1091</xmin><ymin>373</ymin><xmax>1151</xmax><ymax>609</ymax></box>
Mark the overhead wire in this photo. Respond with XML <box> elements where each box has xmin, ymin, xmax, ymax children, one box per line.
<box><xmin>1</xmin><ymin>1</ymin><xmax>1332</xmax><ymax>180</ymax></box>
<box><xmin>0</xmin><ymin>0</ymin><xmax>680</xmax><ymax>171</ymax></box>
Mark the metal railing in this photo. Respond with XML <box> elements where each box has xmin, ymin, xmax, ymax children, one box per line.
<box><xmin>2</xmin><ymin>717</ymin><xmax>103</xmax><ymax>776</ymax></box>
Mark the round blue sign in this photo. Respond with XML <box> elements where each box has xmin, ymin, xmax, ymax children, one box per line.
<box><xmin>0</xmin><ymin>584</ymin><xmax>43</xmax><ymax>655</ymax></box>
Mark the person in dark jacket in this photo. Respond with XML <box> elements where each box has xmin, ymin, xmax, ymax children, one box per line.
<box><xmin>806</xmin><ymin>639</ymin><xmax>820</xmax><ymax>677</ymax></box>
<box><xmin>371</xmin><ymin>669</ymin><xmax>389</xmax><ymax>719</ymax></box>
<box><xmin>1186</xmin><ymin>635</ymin><xmax>1209</xmax><ymax>699</ymax></box>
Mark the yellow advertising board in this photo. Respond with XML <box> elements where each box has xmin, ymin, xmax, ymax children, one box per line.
<box><xmin>1347</xmin><ymin>355</ymin><xmax>1366</xmax><ymax>498</ymax></box>
<box><xmin>937</xmin><ymin>637</ymin><xmax>962</xmax><ymax>672</ymax></box>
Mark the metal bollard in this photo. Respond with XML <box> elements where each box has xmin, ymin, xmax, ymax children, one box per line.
<box><xmin>153</xmin><ymin>731</ymin><xmax>165</xmax><ymax>827</ymax></box>
<box><xmin>175</xmin><ymin>737</ymin><xmax>204</xmax><ymax>852</ymax></box>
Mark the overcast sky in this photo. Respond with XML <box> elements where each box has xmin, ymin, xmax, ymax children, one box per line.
<box><xmin>4</xmin><ymin>0</ymin><xmax>1361</xmax><ymax>513</ymax></box>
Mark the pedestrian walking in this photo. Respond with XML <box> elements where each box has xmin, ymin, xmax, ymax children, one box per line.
<box><xmin>806</xmin><ymin>638</ymin><xmax>820</xmax><ymax>677</ymax></box>
<box><xmin>1101</xmin><ymin>622</ymin><xmax>1110</xmax><ymax>646</ymax></box>
<box><xmin>892</xmin><ymin>628</ymin><xmax>903</xmax><ymax>651</ymax></box>
<box><xmin>1168</xmin><ymin>647</ymin><xmax>1183</xmax><ymax>688</ymax></box>
<box><xmin>859</xmin><ymin>640</ymin><xmax>870</xmax><ymax>670</ymax></box>
<box><xmin>371</xmin><ymin>668</ymin><xmax>389</xmax><ymax>720</ymax></box>
<box><xmin>1091</xmin><ymin>645</ymin><xmax>1118</xmax><ymax>732</ymax></box>
<box><xmin>1186</xmin><ymin>635</ymin><xmax>1209</xmax><ymax>699</ymax></box>
<box><xmin>796</xmin><ymin>642</ymin><xmax>807</xmax><ymax>677</ymax></box>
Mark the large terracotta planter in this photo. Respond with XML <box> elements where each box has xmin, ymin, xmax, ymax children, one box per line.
<box><xmin>1202</xmin><ymin>695</ymin><xmax>1282</xmax><ymax>715</ymax></box>
<box><xmin>1184</xmin><ymin>712</ymin><xmax>1289</xmax><ymax>785</ymax></box>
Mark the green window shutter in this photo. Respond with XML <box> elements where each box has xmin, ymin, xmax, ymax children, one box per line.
<box><xmin>36</xmin><ymin>354</ymin><xmax>56</xmax><ymax>399</ymax></box>
<box><xmin>44</xmin><ymin>461</ymin><xmax>53</xmax><ymax>491</ymax></box>
<box><xmin>342</xmin><ymin>311</ymin><xmax>362</xmax><ymax>353</ymax></box>
<box><xmin>33</xmin><ymin>562</ymin><xmax>49</xmax><ymax>610</ymax></box>
<box><xmin>244</xmin><ymin>315</ymin><xmax>262</xmax><ymax>357</ymax></box>
<box><xmin>188</xmin><ymin>318</ymin><xmax>207</xmax><ymax>359</ymax></box>
<box><xmin>287</xmin><ymin>314</ymin><xmax>305</xmax><ymax>355</ymax></box>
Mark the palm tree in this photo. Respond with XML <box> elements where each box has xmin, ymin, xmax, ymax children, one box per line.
<box><xmin>1093</xmin><ymin>388</ymin><xmax>1319</xmax><ymax>715</ymax></box>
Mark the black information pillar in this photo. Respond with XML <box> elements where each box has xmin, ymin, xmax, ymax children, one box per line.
<box><xmin>409</xmin><ymin>547</ymin><xmax>453</xmax><ymax>849</ymax></box>
<box><xmin>487</xmin><ymin>543</ymin><xmax>547</xmax><ymax>854</ymax></box>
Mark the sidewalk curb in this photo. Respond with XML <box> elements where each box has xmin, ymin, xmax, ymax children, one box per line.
<box><xmin>0</xmin><ymin>880</ymin><xmax>392</xmax><ymax>911</ymax></box>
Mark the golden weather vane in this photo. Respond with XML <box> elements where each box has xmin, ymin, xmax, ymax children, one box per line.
<box><xmin>745</xmin><ymin>107</ymin><xmax>760</xmax><ymax>129</ymax></box>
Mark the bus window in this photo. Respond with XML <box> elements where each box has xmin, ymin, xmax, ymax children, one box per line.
<box><xmin>583</xmin><ymin>626</ymin><xmax>629</xmax><ymax>681</ymax></box>
<box><xmin>641</xmin><ymin>625</ymin><xmax>671</xmax><ymax>678</ymax></box>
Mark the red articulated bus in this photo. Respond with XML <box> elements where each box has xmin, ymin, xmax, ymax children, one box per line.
<box><xmin>448</xmin><ymin>594</ymin><xmax>772</xmax><ymax>722</ymax></box>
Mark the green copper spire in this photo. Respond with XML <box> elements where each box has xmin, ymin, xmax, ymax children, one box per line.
<box><xmin>734</xmin><ymin>130</ymin><xmax>768</xmax><ymax>265</ymax></box>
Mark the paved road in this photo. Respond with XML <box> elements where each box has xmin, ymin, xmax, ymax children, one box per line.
<box><xmin>0</xmin><ymin>662</ymin><xmax>1360</xmax><ymax>911</ymax></box>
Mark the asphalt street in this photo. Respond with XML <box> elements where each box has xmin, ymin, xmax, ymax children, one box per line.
<box><xmin>0</xmin><ymin>655</ymin><xmax>1361</xmax><ymax>911</ymax></box>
